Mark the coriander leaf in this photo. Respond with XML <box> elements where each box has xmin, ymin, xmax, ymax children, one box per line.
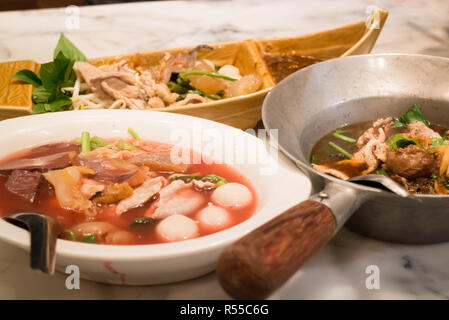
<box><xmin>53</xmin><ymin>33</ymin><xmax>87</xmax><ymax>62</ymax></box>
<box><xmin>11</xmin><ymin>69</ymin><xmax>42</xmax><ymax>87</ymax></box>
<box><xmin>387</xmin><ymin>133</ymin><xmax>419</xmax><ymax>150</ymax></box>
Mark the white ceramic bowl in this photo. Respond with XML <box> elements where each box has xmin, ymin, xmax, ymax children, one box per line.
<box><xmin>0</xmin><ymin>110</ymin><xmax>311</xmax><ymax>285</ymax></box>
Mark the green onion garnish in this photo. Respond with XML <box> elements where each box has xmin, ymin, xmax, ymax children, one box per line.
<box><xmin>333</xmin><ymin>132</ymin><xmax>356</xmax><ymax>143</ymax></box>
<box><xmin>81</xmin><ymin>131</ymin><xmax>91</xmax><ymax>153</ymax></box>
<box><xmin>90</xmin><ymin>136</ymin><xmax>108</xmax><ymax>149</ymax></box>
<box><xmin>329</xmin><ymin>141</ymin><xmax>352</xmax><ymax>159</ymax></box>
<box><xmin>130</xmin><ymin>217</ymin><xmax>157</xmax><ymax>227</ymax></box>
<box><xmin>81</xmin><ymin>235</ymin><xmax>97</xmax><ymax>243</ymax></box>
<box><xmin>128</xmin><ymin>127</ymin><xmax>140</xmax><ymax>141</ymax></box>
<box><xmin>311</xmin><ymin>154</ymin><xmax>320</xmax><ymax>164</ymax></box>
<box><xmin>64</xmin><ymin>229</ymin><xmax>76</xmax><ymax>241</ymax></box>
<box><xmin>180</xmin><ymin>71</ymin><xmax>237</xmax><ymax>82</ymax></box>
<box><xmin>117</xmin><ymin>140</ymin><xmax>138</xmax><ymax>151</ymax></box>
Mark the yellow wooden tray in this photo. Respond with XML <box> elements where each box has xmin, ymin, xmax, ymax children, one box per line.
<box><xmin>0</xmin><ymin>8</ymin><xmax>387</xmax><ymax>129</ymax></box>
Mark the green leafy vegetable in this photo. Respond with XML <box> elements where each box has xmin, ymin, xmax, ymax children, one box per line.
<box><xmin>11</xmin><ymin>33</ymin><xmax>87</xmax><ymax>114</ymax></box>
<box><xmin>376</xmin><ymin>168</ymin><xmax>389</xmax><ymax>176</ymax></box>
<box><xmin>328</xmin><ymin>142</ymin><xmax>352</xmax><ymax>159</ymax></box>
<box><xmin>130</xmin><ymin>217</ymin><xmax>158</xmax><ymax>227</ymax></box>
<box><xmin>172</xmin><ymin>175</ymin><xmax>202</xmax><ymax>183</ymax></box>
<box><xmin>432</xmin><ymin>136</ymin><xmax>449</xmax><ymax>146</ymax></box>
<box><xmin>81</xmin><ymin>132</ymin><xmax>91</xmax><ymax>153</ymax></box>
<box><xmin>117</xmin><ymin>140</ymin><xmax>138</xmax><ymax>151</ymax></box>
<box><xmin>332</xmin><ymin>132</ymin><xmax>356</xmax><ymax>143</ymax></box>
<box><xmin>82</xmin><ymin>235</ymin><xmax>97</xmax><ymax>243</ymax></box>
<box><xmin>214</xmin><ymin>65</ymin><xmax>222</xmax><ymax>72</ymax></box>
<box><xmin>180</xmin><ymin>71</ymin><xmax>237</xmax><ymax>82</ymax></box>
<box><xmin>311</xmin><ymin>154</ymin><xmax>320</xmax><ymax>164</ymax></box>
<box><xmin>11</xmin><ymin>69</ymin><xmax>42</xmax><ymax>87</ymax></box>
<box><xmin>202</xmin><ymin>174</ymin><xmax>227</xmax><ymax>184</ymax></box>
<box><xmin>387</xmin><ymin>134</ymin><xmax>419</xmax><ymax>150</ymax></box>
<box><xmin>394</xmin><ymin>104</ymin><xmax>429</xmax><ymax>128</ymax></box>
<box><xmin>442</xmin><ymin>180</ymin><xmax>449</xmax><ymax>190</ymax></box>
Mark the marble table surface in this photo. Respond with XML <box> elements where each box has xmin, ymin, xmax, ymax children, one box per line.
<box><xmin>1</xmin><ymin>0</ymin><xmax>449</xmax><ymax>300</ymax></box>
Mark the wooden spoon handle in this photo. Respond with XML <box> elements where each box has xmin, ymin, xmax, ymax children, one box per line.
<box><xmin>216</xmin><ymin>199</ymin><xmax>336</xmax><ymax>300</ymax></box>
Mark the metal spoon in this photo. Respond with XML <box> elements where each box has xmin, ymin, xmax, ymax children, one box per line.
<box><xmin>3</xmin><ymin>213</ymin><xmax>63</xmax><ymax>274</ymax></box>
<box><xmin>348</xmin><ymin>174</ymin><xmax>410</xmax><ymax>198</ymax></box>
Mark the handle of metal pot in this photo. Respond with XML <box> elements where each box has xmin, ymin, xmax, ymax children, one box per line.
<box><xmin>216</xmin><ymin>181</ymin><xmax>368</xmax><ymax>300</ymax></box>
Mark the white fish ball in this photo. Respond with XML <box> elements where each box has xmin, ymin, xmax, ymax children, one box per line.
<box><xmin>196</xmin><ymin>205</ymin><xmax>231</xmax><ymax>233</ymax></box>
<box><xmin>211</xmin><ymin>183</ymin><xmax>252</xmax><ymax>209</ymax></box>
<box><xmin>156</xmin><ymin>214</ymin><xmax>199</xmax><ymax>242</ymax></box>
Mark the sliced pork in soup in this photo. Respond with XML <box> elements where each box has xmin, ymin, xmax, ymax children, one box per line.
<box><xmin>310</xmin><ymin>104</ymin><xmax>449</xmax><ymax>194</ymax></box>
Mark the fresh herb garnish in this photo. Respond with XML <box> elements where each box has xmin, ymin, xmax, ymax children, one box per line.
<box><xmin>11</xmin><ymin>33</ymin><xmax>87</xmax><ymax>114</ymax></box>
<box><xmin>328</xmin><ymin>142</ymin><xmax>352</xmax><ymax>159</ymax></box>
<box><xmin>332</xmin><ymin>132</ymin><xmax>356</xmax><ymax>143</ymax></box>
<box><xmin>179</xmin><ymin>71</ymin><xmax>237</xmax><ymax>82</ymax></box>
<box><xmin>393</xmin><ymin>104</ymin><xmax>429</xmax><ymax>128</ymax></box>
<box><xmin>387</xmin><ymin>134</ymin><xmax>419</xmax><ymax>150</ymax></box>
<box><xmin>130</xmin><ymin>217</ymin><xmax>158</xmax><ymax>227</ymax></box>
<box><xmin>432</xmin><ymin>136</ymin><xmax>449</xmax><ymax>146</ymax></box>
<box><xmin>202</xmin><ymin>174</ymin><xmax>227</xmax><ymax>185</ymax></box>
<box><xmin>172</xmin><ymin>175</ymin><xmax>202</xmax><ymax>183</ymax></box>
<box><xmin>82</xmin><ymin>235</ymin><xmax>97</xmax><ymax>243</ymax></box>
<box><xmin>376</xmin><ymin>168</ymin><xmax>389</xmax><ymax>176</ymax></box>
<box><xmin>311</xmin><ymin>154</ymin><xmax>320</xmax><ymax>164</ymax></box>
<box><xmin>117</xmin><ymin>140</ymin><xmax>138</xmax><ymax>151</ymax></box>
<box><xmin>63</xmin><ymin>229</ymin><xmax>76</xmax><ymax>241</ymax></box>
<box><xmin>90</xmin><ymin>136</ymin><xmax>108</xmax><ymax>149</ymax></box>
<box><xmin>128</xmin><ymin>127</ymin><xmax>140</xmax><ymax>141</ymax></box>
<box><xmin>81</xmin><ymin>131</ymin><xmax>91</xmax><ymax>153</ymax></box>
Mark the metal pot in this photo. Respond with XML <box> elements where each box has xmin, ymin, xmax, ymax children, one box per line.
<box><xmin>217</xmin><ymin>54</ymin><xmax>449</xmax><ymax>299</ymax></box>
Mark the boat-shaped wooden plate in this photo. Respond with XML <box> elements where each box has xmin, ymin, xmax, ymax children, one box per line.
<box><xmin>0</xmin><ymin>9</ymin><xmax>387</xmax><ymax>129</ymax></box>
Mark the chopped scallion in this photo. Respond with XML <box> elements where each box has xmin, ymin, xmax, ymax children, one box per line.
<box><xmin>332</xmin><ymin>132</ymin><xmax>356</xmax><ymax>143</ymax></box>
<box><xmin>117</xmin><ymin>140</ymin><xmax>138</xmax><ymax>151</ymax></box>
<box><xmin>328</xmin><ymin>141</ymin><xmax>352</xmax><ymax>159</ymax></box>
<box><xmin>81</xmin><ymin>131</ymin><xmax>91</xmax><ymax>153</ymax></box>
<box><xmin>128</xmin><ymin>127</ymin><xmax>140</xmax><ymax>141</ymax></box>
<box><xmin>180</xmin><ymin>71</ymin><xmax>237</xmax><ymax>82</ymax></box>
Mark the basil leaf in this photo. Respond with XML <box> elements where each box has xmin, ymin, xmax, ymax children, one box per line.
<box><xmin>387</xmin><ymin>134</ymin><xmax>419</xmax><ymax>150</ymax></box>
<box><xmin>53</xmin><ymin>33</ymin><xmax>87</xmax><ymax>62</ymax></box>
<box><xmin>32</xmin><ymin>103</ymin><xmax>47</xmax><ymax>114</ymax></box>
<box><xmin>31</xmin><ymin>86</ymin><xmax>52</xmax><ymax>103</ymax></box>
<box><xmin>48</xmin><ymin>97</ymin><xmax>72</xmax><ymax>112</ymax></box>
<box><xmin>11</xmin><ymin>69</ymin><xmax>42</xmax><ymax>87</ymax></box>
